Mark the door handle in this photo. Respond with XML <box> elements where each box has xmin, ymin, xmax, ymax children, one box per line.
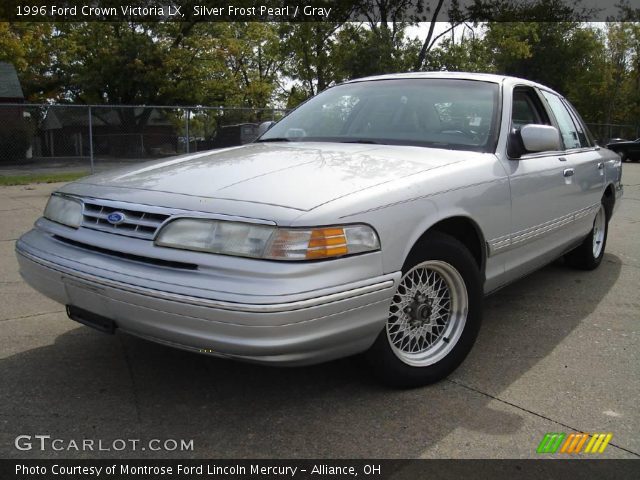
<box><xmin>597</xmin><ymin>162</ymin><xmax>605</xmax><ymax>170</ymax></box>
<box><xmin>563</xmin><ymin>168</ymin><xmax>575</xmax><ymax>177</ymax></box>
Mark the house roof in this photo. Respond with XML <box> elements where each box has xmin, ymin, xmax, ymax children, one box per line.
<box><xmin>42</xmin><ymin>109</ymin><xmax>107</xmax><ymax>130</ymax></box>
<box><xmin>0</xmin><ymin>62</ymin><xmax>24</xmax><ymax>99</ymax></box>
<box><xmin>42</xmin><ymin>107</ymin><xmax>174</xmax><ymax>130</ymax></box>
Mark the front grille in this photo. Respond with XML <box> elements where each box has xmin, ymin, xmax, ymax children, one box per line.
<box><xmin>81</xmin><ymin>201</ymin><xmax>170</xmax><ymax>240</ymax></box>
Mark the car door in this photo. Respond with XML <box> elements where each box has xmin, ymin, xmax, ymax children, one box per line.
<box><xmin>498</xmin><ymin>85</ymin><xmax>580</xmax><ymax>285</ymax></box>
<box><xmin>539</xmin><ymin>90</ymin><xmax>605</xmax><ymax>239</ymax></box>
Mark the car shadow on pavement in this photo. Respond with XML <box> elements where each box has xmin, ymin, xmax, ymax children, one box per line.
<box><xmin>0</xmin><ymin>254</ymin><xmax>622</xmax><ymax>458</ymax></box>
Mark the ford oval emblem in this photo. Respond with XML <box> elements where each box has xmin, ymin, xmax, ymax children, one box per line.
<box><xmin>106</xmin><ymin>212</ymin><xmax>126</xmax><ymax>225</ymax></box>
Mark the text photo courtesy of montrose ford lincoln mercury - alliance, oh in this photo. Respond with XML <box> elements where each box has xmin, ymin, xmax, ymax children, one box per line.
<box><xmin>15</xmin><ymin>72</ymin><xmax>622</xmax><ymax>387</ymax></box>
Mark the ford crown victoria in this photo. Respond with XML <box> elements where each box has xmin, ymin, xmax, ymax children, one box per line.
<box><xmin>16</xmin><ymin>73</ymin><xmax>623</xmax><ymax>386</ymax></box>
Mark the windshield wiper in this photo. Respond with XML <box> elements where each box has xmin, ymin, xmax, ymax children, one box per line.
<box><xmin>256</xmin><ymin>137</ymin><xmax>290</xmax><ymax>142</ymax></box>
<box><xmin>338</xmin><ymin>139</ymin><xmax>384</xmax><ymax>144</ymax></box>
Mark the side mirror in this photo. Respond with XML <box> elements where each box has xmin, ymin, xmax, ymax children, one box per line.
<box><xmin>520</xmin><ymin>124</ymin><xmax>561</xmax><ymax>153</ymax></box>
<box><xmin>257</xmin><ymin>121</ymin><xmax>276</xmax><ymax>137</ymax></box>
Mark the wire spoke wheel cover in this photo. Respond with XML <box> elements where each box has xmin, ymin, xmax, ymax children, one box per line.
<box><xmin>387</xmin><ymin>260</ymin><xmax>468</xmax><ymax>367</ymax></box>
<box><xmin>592</xmin><ymin>204</ymin><xmax>606</xmax><ymax>258</ymax></box>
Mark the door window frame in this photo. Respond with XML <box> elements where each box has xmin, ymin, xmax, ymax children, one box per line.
<box><xmin>507</xmin><ymin>85</ymin><xmax>563</xmax><ymax>160</ymax></box>
<box><xmin>538</xmin><ymin>88</ymin><xmax>598</xmax><ymax>153</ymax></box>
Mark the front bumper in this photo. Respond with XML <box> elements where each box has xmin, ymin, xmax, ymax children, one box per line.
<box><xmin>16</xmin><ymin>228</ymin><xmax>399</xmax><ymax>366</ymax></box>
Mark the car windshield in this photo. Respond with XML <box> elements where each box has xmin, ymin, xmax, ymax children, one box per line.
<box><xmin>260</xmin><ymin>79</ymin><xmax>500</xmax><ymax>152</ymax></box>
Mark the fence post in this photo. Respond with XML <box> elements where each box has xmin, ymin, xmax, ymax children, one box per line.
<box><xmin>194</xmin><ymin>109</ymin><xmax>198</xmax><ymax>153</ymax></box>
<box><xmin>88</xmin><ymin>106</ymin><xmax>94</xmax><ymax>174</ymax></box>
<box><xmin>185</xmin><ymin>108</ymin><xmax>190</xmax><ymax>154</ymax></box>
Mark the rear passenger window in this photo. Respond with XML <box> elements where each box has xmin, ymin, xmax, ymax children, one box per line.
<box><xmin>541</xmin><ymin>91</ymin><xmax>583</xmax><ymax>149</ymax></box>
<box><xmin>563</xmin><ymin>100</ymin><xmax>593</xmax><ymax>147</ymax></box>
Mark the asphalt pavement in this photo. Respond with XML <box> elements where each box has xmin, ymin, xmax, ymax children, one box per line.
<box><xmin>0</xmin><ymin>165</ymin><xmax>638</xmax><ymax>459</ymax></box>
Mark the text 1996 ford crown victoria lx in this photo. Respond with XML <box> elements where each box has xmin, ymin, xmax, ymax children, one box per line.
<box><xmin>16</xmin><ymin>72</ymin><xmax>623</xmax><ymax>386</ymax></box>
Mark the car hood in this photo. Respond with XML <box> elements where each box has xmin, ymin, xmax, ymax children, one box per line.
<box><xmin>73</xmin><ymin>142</ymin><xmax>467</xmax><ymax>211</ymax></box>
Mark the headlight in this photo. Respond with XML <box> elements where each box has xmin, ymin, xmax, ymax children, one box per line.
<box><xmin>43</xmin><ymin>194</ymin><xmax>83</xmax><ymax>228</ymax></box>
<box><xmin>155</xmin><ymin>219</ymin><xmax>380</xmax><ymax>261</ymax></box>
<box><xmin>155</xmin><ymin>219</ymin><xmax>274</xmax><ymax>257</ymax></box>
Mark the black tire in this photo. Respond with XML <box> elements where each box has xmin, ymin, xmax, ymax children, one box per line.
<box><xmin>564</xmin><ymin>203</ymin><xmax>608</xmax><ymax>270</ymax></box>
<box><xmin>365</xmin><ymin>232</ymin><xmax>483</xmax><ymax>388</ymax></box>
<box><xmin>620</xmin><ymin>152</ymin><xmax>628</xmax><ymax>162</ymax></box>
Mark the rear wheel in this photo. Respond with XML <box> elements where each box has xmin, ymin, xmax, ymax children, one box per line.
<box><xmin>565</xmin><ymin>203</ymin><xmax>608</xmax><ymax>270</ymax></box>
<box><xmin>365</xmin><ymin>232</ymin><xmax>482</xmax><ymax>387</ymax></box>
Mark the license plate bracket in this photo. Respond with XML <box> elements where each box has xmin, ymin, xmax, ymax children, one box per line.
<box><xmin>66</xmin><ymin>305</ymin><xmax>116</xmax><ymax>334</ymax></box>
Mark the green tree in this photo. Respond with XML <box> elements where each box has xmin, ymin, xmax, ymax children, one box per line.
<box><xmin>0</xmin><ymin>22</ymin><xmax>61</xmax><ymax>101</ymax></box>
<box><xmin>483</xmin><ymin>22</ymin><xmax>593</xmax><ymax>93</ymax></box>
<box><xmin>57</xmin><ymin>22</ymin><xmax>209</xmax><ymax>106</ymax></box>
<box><xmin>601</xmin><ymin>22</ymin><xmax>640</xmax><ymax>126</ymax></box>
<box><xmin>334</xmin><ymin>23</ymin><xmax>421</xmax><ymax>79</ymax></box>
<box><xmin>280</xmin><ymin>20</ymin><xmax>423</xmax><ymax>108</ymax></box>
<box><xmin>422</xmin><ymin>34</ymin><xmax>493</xmax><ymax>73</ymax></box>
<box><xmin>560</xmin><ymin>27</ymin><xmax>609</xmax><ymax>125</ymax></box>
<box><xmin>216</xmin><ymin>22</ymin><xmax>285</xmax><ymax>110</ymax></box>
<box><xmin>280</xmin><ymin>22</ymin><xmax>343</xmax><ymax>100</ymax></box>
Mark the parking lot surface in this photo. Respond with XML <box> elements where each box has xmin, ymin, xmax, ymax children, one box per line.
<box><xmin>1</xmin><ymin>165</ymin><xmax>639</xmax><ymax>459</ymax></box>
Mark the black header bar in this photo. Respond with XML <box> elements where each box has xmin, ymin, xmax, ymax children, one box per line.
<box><xmin>0</xmin><ymin>0</ymin><xmax>638</xmax><ymax>22</ymax></box>
<box><xmin>2</xmin><ymin>459</ymin><xmax>640</xmax><ymax>480</ymax></box>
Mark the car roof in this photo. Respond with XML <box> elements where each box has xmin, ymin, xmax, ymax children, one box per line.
<box><xmin>344</xmin><ymin>71</ymin><xmax>556</xmax><ymax>94</ymax></box>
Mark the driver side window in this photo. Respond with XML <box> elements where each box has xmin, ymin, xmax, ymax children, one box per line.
<box><xmin>508</xmin><ymin>87</ymin><xmax>551</xmax><ymax>157</ymax></box>
<box><xmin>511</xmin><ymin>88</ymin><xmax>548</xmax><ymax>130</ymax></box>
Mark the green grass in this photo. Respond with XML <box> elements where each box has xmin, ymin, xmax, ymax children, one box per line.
<box><xmin>0</xmin><ymin>171</ymin><xmax>87</xmax><ymax>186</ymax></box>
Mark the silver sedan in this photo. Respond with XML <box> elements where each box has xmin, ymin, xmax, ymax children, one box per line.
<box><xmin>16</xmin><ymin>72</ymin><xmax>623</xmax><ymax>386</ymax></box>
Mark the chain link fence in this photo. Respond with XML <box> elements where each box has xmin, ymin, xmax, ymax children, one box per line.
<box><xmin>586</xmin><ymin>123</ymin><xmax>640</xmax><ymax>144</ymax></box>
<box><xmin>1</xmin><ymin>103</ymin><xmax>638</xmax><ymax>176</ymax></box>
<box><xmin>0</xmin><ymin>104</ymin><xmax>288</xmax><ymax>174</ymax></box>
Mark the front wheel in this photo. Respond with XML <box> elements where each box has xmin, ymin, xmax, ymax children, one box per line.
<box><xmin>564</xmin><ymin>203</ymin><xmax>608</xmax><ymax>270</ymax></box>
<box><xmin>365</xmin><ymin>232</ymin><xmax>482</xmax><ymax>387</ymax></box>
